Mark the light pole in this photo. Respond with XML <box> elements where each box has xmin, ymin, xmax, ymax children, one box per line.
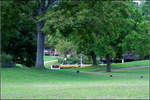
<box><xmin>62</xmin><ymin>57</ymin><xmax>67</xmax><ymax>65</ymax></box>
<box><xmin>54</xmin><ymin>49</ymin><xmax>56</xmax><ymax>56</ymax></box>
<box><xmin>122</xmin><ymin>59</ymin><xmax>124</xmax><ymax>63</ymax></box>
<box><xmin>80</xmin><ymin>54</ymin><xmax>83</xmax><ymax>67</ymax></box>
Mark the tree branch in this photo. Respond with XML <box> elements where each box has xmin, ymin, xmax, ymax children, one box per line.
<box><xmin>14</xmin><ymin>1</ymin><xmax>36</xmax><ymax>21</ymax></box>
<box><xmin>18</xmin><ymin>6</ymin><xmax>36</xmax><ymax>21</ymax></box>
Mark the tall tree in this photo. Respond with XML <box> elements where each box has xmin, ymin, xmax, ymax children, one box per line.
<box><xmin>43</xmin><ymin>1</ymin><xmax>149</xmax><ymax>72</ymax></box>
<box><xmin>122</xmin><ymin>1</ymin><xmax>150</xmax><ymax>59</ymax></box>
<box><xmin>42</xmin><ymin>0</ymin><xmax>102</xmax><ymax>65</ymax></box>
<box><xmin>13</xmin><ymin>0</ymin><xmax>60</xmax><ymax>68</ymax></box>
<box><xmin>94</xmin><ymin>1</ymin><xmax>134</xmax><ymax>72</ymax></box>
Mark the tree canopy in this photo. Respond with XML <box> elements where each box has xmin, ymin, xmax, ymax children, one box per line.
<box><xmin>1</xmin><ymin>1</ymin><xmax>37</xmax><ymax>67</ymax></box>
<box><xmin>42</xmin><ymin>1</ymin><xmax>149</xmax><ymax>72</ymax></box>
<box><xmin>1</xmin><ymin>0</ymin><xmax>149</xmax><ymax>71</ymax></box>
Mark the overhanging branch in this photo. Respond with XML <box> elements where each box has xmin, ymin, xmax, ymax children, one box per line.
<box><xmin>15</xmin><ymin>2</ymin><xmax>36</xmax><ymax>21</ymax></box>
<box><xmin>19</xmin><ymin>6</ymin><xmax>36</xmax><ymax>21</ymax></box>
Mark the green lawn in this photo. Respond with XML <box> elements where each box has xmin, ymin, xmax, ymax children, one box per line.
<box><xmin>1</xmin><ymin>65</ymin><xmax>149</xmax><ymax>99</ymax></box>
<box><xmin>44</xmin><ymin>56</ymin><xmax>61</xmax><ymax>68</ymax></box>
<box><xmin>60</xmin><ymin>60</ymin><xmax>149</xmax><ymax>72</ymax></box>
<box><xmin>44</xmin><ymin>56</ymin><xmax>59</xmax><ymax>61</ymax></box>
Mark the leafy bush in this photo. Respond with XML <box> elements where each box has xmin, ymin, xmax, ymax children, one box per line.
<box><xmin>65</xmin><ymin>56</ymin><xmax>80</xmax><ymax>64</ymax></box>
<box><xmin>1</xmin><ymin>53</ymin><xmax>13</xmax><ymax>63</ymax></box>
<box><xmin>58</xmin><ymin>58</ymin><xmax>64</xmax><ymax>64</ymax></box>
<box><xmin>1</xmin><ymin>53</ymin><xmax>15</xmax><ymax>68</ymax></box>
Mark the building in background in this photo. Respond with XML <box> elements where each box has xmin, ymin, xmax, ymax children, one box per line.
<box><xmin>44</xmin><ymin>49</ymin><xmax>60</xmax><ymax>56</ymax></box>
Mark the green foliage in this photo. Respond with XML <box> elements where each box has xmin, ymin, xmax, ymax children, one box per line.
<box><xmin>1</xmin><ymin>1</ymin><xmax>37</xmax><ymax>67</ymax></box>
<box><xmin>140</xmin><ymin>1</ymin><xmax>150</xmax><ymax>20</ymax></box>
<box><xmin>57</xmin><ymin>57</ymin><xmax>64</xmax><ymax>64</ymax></box>
<box><xmin>43</xmin><ymin>1</ymin><xmax>136</xmax><ymax>60</ymax></box>
<box><xmin>1</xmin><ymin>53</ymin><xmax>13</xmax><ymax>63</ymax></box>
<box><xmin>1</xmin><ymin>53</ymin><xmax>14</xmax><ymax>68</ymax></box>
<box><xmin>45</xmin><ymin>1</ymin><xmax>149</xmax><ymax>61</ymax></box>
<box><xmin>55</xmin><ymin>39</ymin><xmax>76</xmax><ymax>56</ymax></box>
<box><xmin>45</xmin><ymin>30</ymin><xmax>78</xmax><ymax>59</ymax></box>
<box><xmin>122</xmin><ymin>4</ymin><xmax>150</xmax><ymax>56</ymax></box>
<box><xmin>66</xmin><ymin>56</ymin><xmax>80</xmax><ymax>64</ymax></box>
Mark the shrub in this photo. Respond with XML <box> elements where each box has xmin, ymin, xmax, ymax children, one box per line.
<box><xmin>1</xmin><ymin>53</ymin><xmax>15</xmax><ymax>68</ymax></box>
<box><xmin>1</xmin><ymin>53</ymin><xmax>13</xmax><ymax>62</ymax></box>
<box><xmin>66</xmin><ymin>57</ymin><xmax>80</xmax><ymax>64</ymax></box>
<box><xmin>58</xmin><ymin>58</ymin><xmax>64</xmax><ymax>64</ymax></box>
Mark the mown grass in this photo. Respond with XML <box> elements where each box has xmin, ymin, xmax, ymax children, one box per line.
<box><xmin>44</xmin><ymin>56</ymin><xmax>58</xmax><ymax>61</ymax></box>
<box><xmin>1</xmin><ymin>66</ymin><xmax>149</xmax><ymax>99</ymax></box>
<box><xmin>44</xmin><ymin>56</ymin><xmax>60</xmax><ymax>68</ymax></box>
<box><xmin>60</xmin><ymin>60</ymin><xmax>149</xmax><ymax>72</ymax></box>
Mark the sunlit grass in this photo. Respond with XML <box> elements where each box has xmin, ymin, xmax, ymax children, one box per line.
<box><xmin>44</xmin><ymin>56</ymin><xmax>58</xmax><ymax>61</ymax></box>
<box><xmin>1</xmin><ymin>66</ymin><xmax>149</xmax><ymax>99</ymax></box>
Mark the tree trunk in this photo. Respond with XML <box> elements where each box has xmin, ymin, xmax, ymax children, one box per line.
<box><xmin>106</xmin><ymin>54</ymin><xmax>111</xmax><ymax>72</ymax></box>
<box><xmin>90</xmin><ymin>51</ymin><xmax>97</xmax><ymax>65</ymax></box>
<box><xmin>36</xmin><ymin>22</ymin><xmax>45</xmax><ymax>68</ymax></box>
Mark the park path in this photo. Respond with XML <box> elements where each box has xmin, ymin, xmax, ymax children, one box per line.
<box><xmin>96</xmin><ymin>66</ymin><xmax>150</xmax><ymax>72</ymax></box>
<box><xmin>44</xmin><ymin>60</ymin><xmax>58</xmax><ymax>64</ymax></box>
